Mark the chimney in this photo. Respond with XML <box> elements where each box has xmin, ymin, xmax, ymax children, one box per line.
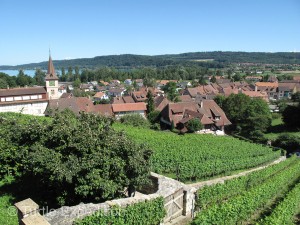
<box><xmin>255</xmin><ymin>85</ymin><xmax>258</xmax><ymax>92</ymax></box>
<box><xmin>7</xmin><ymin>85</ymin><xmax>9</xmax><ymax>89</ymax></box>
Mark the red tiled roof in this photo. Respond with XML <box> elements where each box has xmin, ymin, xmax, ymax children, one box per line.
<box><xmin>202</xmin><ymin>100</ymin><xmax>231</xmax><ymax>126</ymax></box>
<box><xmin>255</xmin><ymin>82</ymin><xmax>278</xmax><ymax>88</ymax></box>
<box><xmin>179</xmin><ymin>95</ymin><xmax>193</xmax><ymax>102</ymax></box>
<box><xmin>122</xmin><ymin>96</ymin><xmax>135</xmax><ymax>103</ymax></box>
<box><xmin>61</xmin><ymin>93</ymin><xmax>72</xmax><ymax>98</ymax></box>
<box><xmin>154</xmin><ymin>96</ymin><xmax>169</xmax><ymax>111</ymax></box>
<box><xmin>93</xmin><ymin>104</ymin><xmax>113</xmax><ymax>116</ymax></box>
<box><xmin>47</xmin><ymin>97</ymin><xmax>94</xmax><ymax>115</ymax></box>
<box><xmin>112</xmin><ymin>103</ymin><xmax>147</xmax><ymax>112</ymax></box>
<box><xmin>99</xmin><ymin>80</ymin><xmax>109</xmax><ymax>86</ymax></box>
<box><xmin>113</xmin><ymin>97</ymin><xmax>125</xmax><ymax>104</ymax></box>
<box><xmin>157</xmin><ymin>80</ymin><xmax>177</xmax><ymax>85</ymax></box>
<box><xmin>0</xmin><ymin>87</ymin><xmax>47</xmax><ymax>97</ymax></box>
<box><xmin>94</xmin><ymin>92</ymin><xmax>106</xmax><ymax>98</ymax></box>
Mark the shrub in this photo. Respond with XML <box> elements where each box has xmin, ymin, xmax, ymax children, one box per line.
<box><xmin>147</xmin><ymin>110</ymin><xmax>161</xmax><ymax>124</ymax></box>
<box><xmin>186</xmin><ymin>118</ymin><xmax>203</xmax><ymax>133</ymax></box>
<box><xmin>273</xmin><ymin>133</ymin><xmax>300</xmax><ymax>153</ymax></box>
<box><xmin>120</xmin><ymin>114</ymin><xmax>150</xmax><ymax>128</ymax></box>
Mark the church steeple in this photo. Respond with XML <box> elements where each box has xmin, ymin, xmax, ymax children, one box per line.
<box><xmin>45</xmin><ymin>50</ymin><xmax>59</xmax><ymax>80</ymax></box>
<box><xmin>45</xmin><ymin>51</ymin><xmax>59</xmax><ymax>99</ymax></box>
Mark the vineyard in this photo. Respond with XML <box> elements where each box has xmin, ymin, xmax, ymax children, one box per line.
<box><xmin>114</xmin><ymin>124</ymin><xmax>281</xmax><ymax>182</ymax></box>
<box><xmin>192</xmin><ymin>156</ymin><xmax>300</xmax><ymax>225</ymax></box>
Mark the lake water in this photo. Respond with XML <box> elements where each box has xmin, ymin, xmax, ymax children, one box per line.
<box><xmin>0</xmin><ymin>70</ymin><xmax>41</xmax><ymax>77</ymax></box>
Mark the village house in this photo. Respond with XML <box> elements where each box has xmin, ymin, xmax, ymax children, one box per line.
<box><xmin>160</xmin><ymin>100</ymin><xmax>231</xmax><ymax>134</ymax></box>
<box><xmin>255</xmin><ymin>82</ymin><xmax>279</xmax><ymax>100</ymax></box>
<box><xmin>93</xmin><ymin>104</ymin><xmax>113</xmax><ymax>117</ymax></box>
<box><xmin>154</xmin><ymin>95</ymin><xmax>169</xmax><ymax>112</ymax></box>
<box><xmin>131</xmin><ymin>87</ymin><xmax>162</xmax><ymax>103</ymax></box>
<box><xmin>107</xmin><ymin>88</ymin><xmax>125</xmax><ymax>97</ymax></box>
<box><xmin>110</xmin><ymin>80</ymin><xmax>121</xmax><ymax>85</ymax></box>
<box><xmin>216</xmin><ymin>78</ymin><xmax>231</xmax><ymax>84</ymax></box>
<box><xmin>95</xmin><ymin>85</ymin><xmax>107</xmax><ymax>92</ymax></box>
<box><xmin>112</xmin><ymin>102</ymin><xmax>147</xmax><ymax>119</ymax></box>
<box><xmin>112</xmin><ymin>96</ymin><xmax>135</xmax><ymax>104</ymax></box>
<box><xmin>93</xmin><ymin>92</ymin><xmax>109</xmax><ymax>101</ymax></box>
<box><xmin>60</xmin><ymin>93</ymin><xmax>73</xmax><ymax>98</ymax></box>
<box><xmin>177</xmin><ymin>81</ymin><xmax>192</xmax><ymax>89</ymax></box>
<box><xmin>134</xmin><ymin>79</ymin><xmax>144</xmax><ymax>87</ymax></box>
<box><xmin>277</xmin><ymin>83</ymin><xmax>298</xmax><ymax>100</ymax></box>
<box><xmin>156</xmin><ymin>80</ymin><xmax>177</xmax><ymax>89</ymax></box>
<box><xmin>245</xmin><ymin>76</ymin><xmax>262</xmax><ymax>82</ymax></box>
<box><xmin>131</xmin><ymin>91</ymin><xmax>148</xmax><ymax>102</ymax></box>
<box><xmin>80</xmin><ymin>83</ymin><xmax>94</xmax><ymax>92</ymax></box>
<box><xmin>183</xmin><ymin>85</ymin><xmax>219</xmax><ymax>98</ymax></box>
<box><xmin>0</xmin><ymin>87</ymin><xmax>49</xmax><ymax>116</ymax></box>
<box><xmin>99</xmin><ymin>80</ymin><xmax>109</xmax><ymax>86</ymax></box>
<box><xmin>58</xmin><ymin>84</ymin><xmax>67</xmax><ymax>96</ymax></box>
<box><xmin>124</xmin><ymin>79</ymin><xmax>132</xmax><ymax>85</ymax></box>
<box><xmin>46</xmin><ymin>97</ymin><xmax>95</xmax><ymax>116</ymax></box>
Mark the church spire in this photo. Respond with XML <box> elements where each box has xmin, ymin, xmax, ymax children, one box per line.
<box><xmin>45</xmin><ymin>50</ymin><xmax>58</xmax><ymax>80</ymax></box>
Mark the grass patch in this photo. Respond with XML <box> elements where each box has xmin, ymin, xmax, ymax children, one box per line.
<box><xmin>265</xmin><ymin>116</ymin><xmax>300</xmax><ymax>141</ymax></box>
<box><xmin>0</xmin><ymin>177</ymin><xmax>18</xmax><ymax>225</ymax></box>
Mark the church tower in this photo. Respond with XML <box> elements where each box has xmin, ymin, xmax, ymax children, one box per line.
<box><xmin>45</xmin><ymin>53</ymin><xmax>59</xmax><ymax>99</ymax></box>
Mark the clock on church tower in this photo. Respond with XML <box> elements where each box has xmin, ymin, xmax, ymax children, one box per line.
<box><xmin>49</xmin><ymin>80</ymin><xmax>55</xmax><ymax>86</ymax></box>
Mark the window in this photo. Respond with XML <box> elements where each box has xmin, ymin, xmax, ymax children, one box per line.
<box><xmin>51</xmin><ymin>90</ymin><xmax>55</xmax><ymax>95</ymax></box>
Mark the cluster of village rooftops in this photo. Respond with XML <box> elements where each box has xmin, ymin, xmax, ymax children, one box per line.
<box><xmin>0</xmin><ymin>55</ymin><xmax>299</xmax><ymax>133</ymax></box>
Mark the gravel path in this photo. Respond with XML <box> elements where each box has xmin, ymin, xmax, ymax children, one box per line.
<box><xmin>187</xmin><ymin>156</ymin><xmax>286</xmax><ymax>189</ymax></box>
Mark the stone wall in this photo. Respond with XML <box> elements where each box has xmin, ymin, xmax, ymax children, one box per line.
<box><xmin>0</xmin><ymin>101</ymin><xmax>48</xmax><ymax>116</ymax></box>
<box><xmin>15</xmin><ymin>172</ymin><xmax>197</xmax><ymax>225</ymax></box>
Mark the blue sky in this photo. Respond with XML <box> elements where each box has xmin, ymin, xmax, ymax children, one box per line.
<box><xmin>1</xmin><ymin>0</ymin><xmax>299</xmax><ymax>65</ymax></box>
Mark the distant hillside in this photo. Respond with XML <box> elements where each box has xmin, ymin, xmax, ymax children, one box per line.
<box><xmin>1</xmin><ymin>51</ymin><xmax>299</xmax><ymax>70</ymax></box>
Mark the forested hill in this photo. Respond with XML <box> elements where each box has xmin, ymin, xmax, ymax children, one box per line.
<box><xmin>1</xmin><ymin>51</ymin><xmax>299</xmax><ymax>70</ymax></box>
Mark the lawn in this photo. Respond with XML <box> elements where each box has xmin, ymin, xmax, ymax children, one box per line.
<box><xmin>264</xmin><ymin>115</ymin><xmax>300</xmax><ymax>141</ymax></box>
<box><xmin>0</xmin><ymin>177</ymin><xmax>18</xmax><ymax>225</ymax></box>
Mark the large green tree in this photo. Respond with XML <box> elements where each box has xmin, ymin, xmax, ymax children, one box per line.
<box><xmin>219</xmin><ymin>93</ymin><xmax>271</xmax><ymax>136</ymax></box>
<box><xmin>0</xmin><ymin>78</ymin><xmax>8</xmax><ymax>89</ymax></box>
<box><xmin>34</xmin><ymin>69</ymin><xmax>45</xmax><ymax>86</ymax></box>
<box><xmin>146</xmin><ymin>90</ymin><xmax>155</xmax><ymax>113</ymax></box>
<box><xmin>163</xmin><ymin>81</ymin><xmax>179</xmax><ymax>102</ymax></box>
<box><xmin>6</xmin><ymin>111</ymin><xmax>152</xmax><ymax>206</ymax></box>
<box><xmin>282</xmin><ymin>101</ymin><xmax>300</xmax><ymax>129</ymax></box>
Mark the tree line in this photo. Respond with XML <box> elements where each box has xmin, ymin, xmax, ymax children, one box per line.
<box><xmin>1</xmin><ymin>52</ymin><xmax>299</xmax><ymax>70</ymax></box>
<box><xmin>0</xmin><ymin>69</ymin><xmax>46</xmax><ymax>88</ymax></box>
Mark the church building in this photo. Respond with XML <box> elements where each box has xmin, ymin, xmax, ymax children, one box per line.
<box><xmin>0</xmin><ymin>54</ymin><xmax>59</xmax><ymax>116</ymax></box>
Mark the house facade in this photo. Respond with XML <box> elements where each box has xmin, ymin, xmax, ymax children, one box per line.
<box><xmin>0</xmin><ymin>87</ymin><xmax>48</xmax><ymax>116</ymax></box>
<box><xmin>160</xmin><ymin>100</ymin><xmax>231</xmax><ymax>133</ymax></box>
<box><xmin>112</xmin><ymin>103</ymin><xmax>147</xmax><ymax>119</ymax></box>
